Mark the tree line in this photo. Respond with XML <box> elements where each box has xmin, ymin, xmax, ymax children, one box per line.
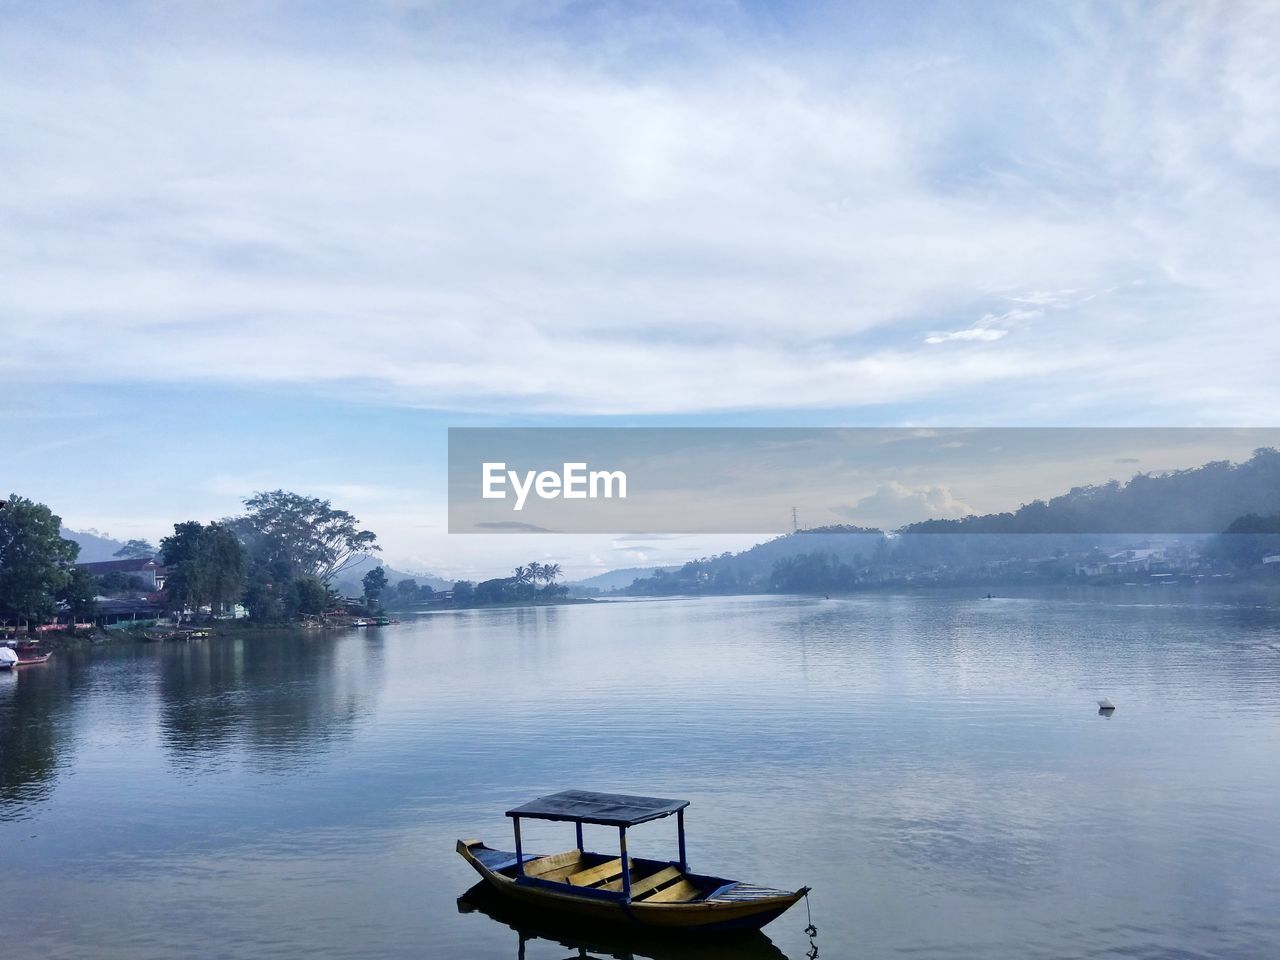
<box><xmin>2</xmin><ymin>490</ymin><xmax>574</xmax><ymax>633</ymax></box>
<box><xmin>0</xmin><ymin>489</ymin><xmax>380</xmax><ymax>630</ymax></box>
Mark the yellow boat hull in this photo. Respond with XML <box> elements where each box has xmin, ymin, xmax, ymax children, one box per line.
<box><xmin>457</xmin><ymin>839</ymin><xmax>807</xmax><ymax>933</ymax></box>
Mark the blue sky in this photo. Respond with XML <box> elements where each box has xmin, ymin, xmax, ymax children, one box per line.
<box><xmin>2</xmin><ymin>1</ymin><xmax>1278</xmax><ymax>577</ymax></box>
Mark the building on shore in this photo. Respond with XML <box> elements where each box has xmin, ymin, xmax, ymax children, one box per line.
<box><xmin>76</xmin><ymin>557</ymin><xmax>167</xmax><ymax>591</ymax></box>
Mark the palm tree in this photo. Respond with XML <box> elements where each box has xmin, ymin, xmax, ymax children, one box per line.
<box><xmin>526</xmin><ymin>561</ymin><xmax>544</xmax><ymax>585</ymax></box>
<box><xmin>543</xmin><ymin>563</ymin><xmax>562</xmax><ymax>584</ymax></box>
<box><xmin>512</xmin><ymin>565</ymin><xmax>529</xmax><ymax>584</ymax></box>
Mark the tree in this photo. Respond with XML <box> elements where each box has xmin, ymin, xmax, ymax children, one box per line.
<box><xmin>233</xmin><ymin>490</ymin><xmax>379</xmax><ymax>584</ymax></box>
<box><xmin>242</xmin><ymin>576</ymin><xmax>283</xmax><ymax>623</ymax></box>
<box><xmin>202</xmin><ymin>523</ymin><xmax>248</xmax><ymax>613</ymax></box>
<box><xmin>392</xmin><ymin>578</ymin><xmax>427</xmax><ymax>605</ymax></box>
<box><xmin>113</xmin><ymin>539</ymin><xmax>156</xmax><ymax>560</ymax></box>
<box><xmin>161</xmin><ymin>522</ymin><xmax>207</xmax><ymax>613</ymax></box>
<box><xmin>288</xmin><ymin>576</ymin><xmax>331</xmax><ymax>617</ymax></box>
<box><xmin>1211</xmin><ymin>512</ymin><xmax>1280</xmax><ymax>567</ymax></box>
<box><xmin>362</xmin><ymin>566</ymin><xmax>387</xmax><ymax>605</ymax></box>
<box><xmin>161</xmin><ymin>521</ymin><xmax>248</xmax><ymax>616</ymax></box>
<box><xmin>0</xmin><ymin>495</ymin><xmax>80</xmax><ymax>633</ymax></box>
<box><xmin>60</xmin><ymin>567</ymin><xmax>99</xmax><ymax>624</ymax></box>
<box><xmin>451</xmin><ymin>580</ymin><xmax>475</xmax><ymax>606</ymax></box>
<box><xmin>98</xmin><ymin>571</ymin><xmax>149</xmax><ymax>594</ymax></box>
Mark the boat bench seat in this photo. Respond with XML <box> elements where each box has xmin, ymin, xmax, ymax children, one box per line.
<box><xmin>643</xmin><ymin>878</ymin><xmax>702</xmax><ymax>903</ymax></box>
<box><xmin>630</xmin><ymin>865</ymin><xmax>682</xmax><ymax>900</ymax></box>
<box><xmin>523</xmin><ymin>849</ymin><xmax>584</xmax><ymax>880</ymax></box>
<box><xmin>565</xmin><ymin>857</ymin><xmax>630</xmax><ymax>887</ymax></box>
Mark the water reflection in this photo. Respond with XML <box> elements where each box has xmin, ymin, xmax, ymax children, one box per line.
<box><xmin>157</xmin><ymin>633</ymin><xmax>386</xmax><ymax>770</ymax></box>
<box><xmin>457</xmin><ymin>883</ymin><xmax>793</xmax><ymax>960</ymax></box>
<box><xmin>2</xmin><ymin>597</ymin><xmax>1279</xmax><ymax>959</ymax></box>
<box><xmin>0</xmin><ymin>663</ymin><xmax>79</xmax><ymax>814</ymax></box>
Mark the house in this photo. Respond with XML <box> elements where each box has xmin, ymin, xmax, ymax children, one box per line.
<box><xmin>76</xmin><ymin>557</ymin><xmax>167</xmax><ymax>591</ymax></box>
<box><xmin>96</xmin><ymin>597</ymin><xmax>166</xmax><ymax>628</ymax></box>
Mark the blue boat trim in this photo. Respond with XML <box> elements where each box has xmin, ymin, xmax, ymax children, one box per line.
<box><xmin>473</xmin><ymin>847</ymin><xmax>540</xmax><ymax>873</ymax></box>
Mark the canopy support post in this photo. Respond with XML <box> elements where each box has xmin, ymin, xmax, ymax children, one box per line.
<box><xmin>619</xmin><ymin>826</ymin><xmax>632</xmax><ymax>902</ymax></box>
<box><xmin>513</xmin><ymin>816</ymin><xmax>524</xmax><ymax>877</ymax></box>
<box><xmin>677</xmin><ymin>808</ymin><xmax>687</xmax><ymax>872</ymax></box>
<box><xmin>575</xmin><ymin>821</ymin><xmax>583</xmax><ymax>851</ymax></box>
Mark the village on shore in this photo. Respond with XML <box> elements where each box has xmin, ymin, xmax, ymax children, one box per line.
<box><xmin>4</xmin><ymin>449</ymin><xmax>1280</xmax><ymax>644</ymax></box>
<box><xmin>0</xmin><ymin>490</ymin><xmax>575</xmax><ymax>643</ymax></box>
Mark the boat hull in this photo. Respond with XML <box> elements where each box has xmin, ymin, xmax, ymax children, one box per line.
<box><xmin>457</xmin><ymin>840</ymin><xmax>806</xmax><ymax>934</ymax></box>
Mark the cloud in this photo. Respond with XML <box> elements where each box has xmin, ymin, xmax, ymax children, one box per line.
<box><xmin>834</xmin><ymin>481</ymin><xmax>973</xmax><ymax>530</ymax></box>
<box><xmin>925</xmin><ymin>327</ymin><xmax>1009</xmax><ymax>344</ymax></box>
<box><xmin>0</xmin><ymin>3</ymin><xmax>1278</xmax><ymax>420</ymax></box>
<box><xmin>924</xmin><ymin>303</ymin><xmax>1061</xmax><ymax>345</ymax></box>
<box><xmin>473</xmin><ymin>520</ymin><xmax>554</xmax><ymax>532</ymax></box>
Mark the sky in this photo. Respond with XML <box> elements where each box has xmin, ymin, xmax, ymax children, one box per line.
<box><xmin>2</xmin><ymin>1</ymin><xmax>1278</xmax><ymax>578</ymax></box>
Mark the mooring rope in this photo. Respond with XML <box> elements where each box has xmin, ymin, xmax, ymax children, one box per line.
<box><xmin>803</xmin><ymin>889</ymin><xmax>819</xmax><ymax>958</ymax></box>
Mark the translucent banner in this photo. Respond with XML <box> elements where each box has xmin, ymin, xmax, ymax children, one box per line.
<box><xmin>447</xmin><ymin>427</ymin><xmax>1280</xmax><ymax>534</ymax></box>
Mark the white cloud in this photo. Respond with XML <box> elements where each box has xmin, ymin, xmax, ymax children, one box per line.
<box><xmin>834</xmin><ymin>481</ymin><xmax>974</xmax><ymax>530</ymax></box>
<box><xmin>0</xmin><ymin>3</ymin><xmax>1277</xmax><ymax>420</ymax></box>
<box><xmin>925</xmin><ymin>327</ymin><xmax>1009</xmax><ymax>344</ymax></box>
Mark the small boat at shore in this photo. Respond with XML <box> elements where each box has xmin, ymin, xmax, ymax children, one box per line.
<box><xmin>7</xmin><ymin>641</ymin><xmax>52</xmax><ymax>666</ymax></box>
<box><xmin>0</xmin><ymin>647</ymin><xmax>17</xmax><ymax>670</ymax></box>
<box><xmin>457</xmin><ymin>790</ymin><xmax>809</xmax><ymax>934</ymax></box>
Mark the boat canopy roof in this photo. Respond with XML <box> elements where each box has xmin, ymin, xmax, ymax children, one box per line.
<box><xmin>506</xmin><ymin>790</ymin><xmax>689</xmax><ymax>827</ymax></box>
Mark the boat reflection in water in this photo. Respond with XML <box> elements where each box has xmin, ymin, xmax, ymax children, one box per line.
<box><xmin>457</xmin><ymin>882</ymin><xmax>794</xmax><ymax>960</ymax></box>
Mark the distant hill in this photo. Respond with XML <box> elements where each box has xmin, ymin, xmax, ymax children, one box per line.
<box><xmin>331</xmin><ymin>554</ymin><xmax>453</xmax><ymax>596</ymax></box>
<box><xmin>903</xmin><ymin>447</ymin><xmax>1280</xmax><ymax>534</ymax></box>
<box><xmin>620</xmin><ymin>529</ymin><xmax>885</xmax><ymax>595</ymax></box>
<box><xmin>567</xmin><ymin>566</ymin><xmax>676</xmax><ymax>592</ymax></box>
<box><xmin>620</xmin><ymin>449</ymin><xmax>1280</xmax><ymax>594</ymax></box>
<box><xmin>62</xmin><ymin>528</ymin><xmax>129</xmax><ymax>562</ymax></box>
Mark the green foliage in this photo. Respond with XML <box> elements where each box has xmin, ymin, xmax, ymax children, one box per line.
<box><xmin>60</xmin><ymin>567</ymin><xmax>99</xmax><ymax>622</ymax></box>
<box><xmin>903</xmin><ymin>448</ymin><xmax>1280</xmax><ymax>535</ymax></box>
<box><xmin>97</xmin><ymin>571</ymin><xmax>150</xmax><ymax>594</ymax></box>
<box><xmin>769</xmin><ymin>552</ymin><xmax>861</xmax><ymax>592</ymax></box>
<box><xmin>113</xmin><ymin>539</ymin><xmax>156</xmax><ymax>559</ymax></box>
<box><xmin>383</xmin><ymin>577</ymin><xmax>435</xmax><ymax>608</ymax></box>
<box><xmin>1210</xmin><ymin>512</ymin><xmax>1280</xmax><ymax>567</ymax></box>
<box><xmin>287</xmin><ymin>576</ymin><xmax>332</xmax><ymax>617</ymax></box>
<box><xmin>0</xmin><ymin>494</ymin><xmax>80</xmax><ymax>628</ymax></box>
<box><xmin>232</xmin><ymin>490</ymin><xmax>379</xmax><ymax>585</ymax></box>
<box><xmin>161</xmin><ymin>521</ymin><xmax>248</xmax><ymax>614</ymax></box>
<box><xmin>242</xmin><ymin>575</ymin><xmax>284</xmax><ymax>622</ymax></box>
<box><xmin>362</xmin><ymin>566</ymin><xmax>387</xmax><ymax>603</ymax></box>
<box><xmin>451</xmin><ymin>580</ymin><xmax>475</xmax><ymax>605</ymax></box>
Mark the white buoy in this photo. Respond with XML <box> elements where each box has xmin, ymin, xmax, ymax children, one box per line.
<box><xmin>1097</xmin><ymin>698</ymin><xmax>1115</xmax><ymax>711</ymax></box>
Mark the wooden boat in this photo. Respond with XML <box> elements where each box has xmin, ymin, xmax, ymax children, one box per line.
<box><xmin>457</xmin><ymin>790</ymin><xmax>809</xmax><ymax>934</ymax></box>
<box><xmin>12</xmin><ymin>642</ymin><xmax>52</xmax><ymax>666</ymax></box>
<box><xmin>457</xmin><ymin>881</ymin><xmax>791</xmax><ymax>959</ymax></box>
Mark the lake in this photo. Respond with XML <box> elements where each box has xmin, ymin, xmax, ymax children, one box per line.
<box><xmin>3</xmin><ymin>593</ymin><xmax>1279</xmax><ymax>959</ymax></box>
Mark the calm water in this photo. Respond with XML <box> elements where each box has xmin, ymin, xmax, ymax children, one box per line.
<box><xmin>2</xmin><ymin>594</ymin><xmax>1279</xmax><ymax>960</ymax></box>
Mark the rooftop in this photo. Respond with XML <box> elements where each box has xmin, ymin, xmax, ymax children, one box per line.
<box><xmin>506</xmin><ymin>790</ymin><xmax>689</xmax><ymax>827</ymax></box>
<box><xmin>76</xmin><ymin>558</ymin><xmax>161</xmax><ymax>574</ymax></box>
